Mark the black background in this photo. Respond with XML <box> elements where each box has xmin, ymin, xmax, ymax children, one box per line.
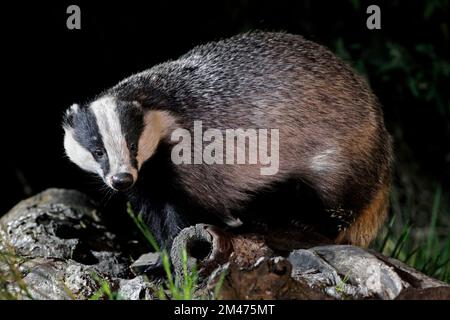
<box><xmin>2</xmin><ymin>0</ymin><xmax>449</xmax><ymax>217</ymax></box>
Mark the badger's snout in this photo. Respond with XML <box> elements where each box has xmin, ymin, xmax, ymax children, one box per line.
<box><xmin>111</xmin><ymin>173</ymin><xmax>134</xmax><ymax>190</ymax></box>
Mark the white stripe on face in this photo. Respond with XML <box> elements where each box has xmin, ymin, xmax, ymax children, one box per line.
<box><xmin>90</xmin><ymin>96</ymin><xmax>137</xmax><ymax>185</ymax></box>
<box><xmin>64</xmin><ymin>128</ymin><xmax>102</xmax><ymax>175</ymax></box>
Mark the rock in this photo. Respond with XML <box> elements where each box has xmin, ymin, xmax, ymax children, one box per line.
<box><xmin>169</xmin><ymin>222</ymin><xmax>449</xmax><ymax>300</ymax></box>
<box><xmin>63</xmin><ymin>263</ymin><xmax>101</xmax><ymax>298</ymax></box>
<box><xmin>1</xmin><ymin>189</ymin><xmax>448</xmax><ymax>300</ymax></box>
<box><xmin>170</xmin><ymin>224</ymin><xmax>275</xmax><ymax>281</ymax></box>
<box><xmin>18</xmin><ymin>258</ymin><xmax>73</xmax><ymax>300</ymax></box>
<box><xmin>170</xmin><ymin>224</ymin><xmax>215</xmax><ymax>277</ymax></box>
<box><xmin>207</xmin><ymin>257</ymin><xmax>331</xmax><ymax>299</ymax></box>
<box><xmin>395</xmin><ymin>286</ymin><xmax>450</xmax><ymax>300</ymax></box>
<box><xmin>130</xmin><ymin>252</ymin><xmax>162</xmax><ymax>275</ymax></box>
<box><xmin>0</xmin><ymin>189</ymin><xmax>119</xmax><ymax>263</ymax></box>
<box><xmin>370</xmin><ymin>250</ymin><xmax>449</xmax><ymax>289</ymax></box>
<box><xmin>288</xmin><ymin>249</ymin><xmax>342</xmax><ymax>288</ymax></box>
<box><xmin>170</xmin><ymin>224</ymin><xmax>234</xmax><ymax>281</ymax></box>
<box><xmin>309</xmin><ymin>245</ymin><xmax>404</xmax><ymax>299</ymax></box>
<box><xmin>0</xmin><ymin>189</ymin><xmax>145</xmax><ymax>300</ymax></box>
<box><xmin>171</xmin><ymin>224</ymin><xmax>448</xmax><ymax>300</ymax></box>
<box><xmin>117</xmin><ymin>276</ymin><xmax>154</xmax><ymax>300</ymax></box>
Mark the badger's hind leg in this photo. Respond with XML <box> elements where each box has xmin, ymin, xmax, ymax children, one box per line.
<box><xmin>335</xmin><ymin>180</ymin><xmax>390</xmax><ymax>248</ymax></box>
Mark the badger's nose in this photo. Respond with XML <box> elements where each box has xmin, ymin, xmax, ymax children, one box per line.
<box><xmin>111</xmin><ymin>173</ymin><xmax>134</xmax><ymax>190</ymax></box>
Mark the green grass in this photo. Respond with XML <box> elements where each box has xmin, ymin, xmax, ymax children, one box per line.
<box><xmin>0</xmin><ymin>241</ymin><xmax>33</xmax><ymax>300</ymax></box>
<box><xmin>156</xmin><ymin>247</ymin><xmax>199</xmax><ymax>300</ymax></box>
<box><xmin>374</xmin><ymin>185</ymin><xmax>450</xmax><ymax>283</ymax></box>
<box><xmin>126</xmin><ymin>203</ymin><xmax>161</xmax><ymax>253</ymax></box>
<box><xmin>126</xmin><ymin>203</ymin><xmax>200</xmax><ymax>300</ymax></box>
<box><xmin>89</xmin><ymin>273</ymin><xmax>120</xmax><ymax>300</ymax></box>
<box><xmin>335</xmin><ymin>271</ymin><xmax>351</xmax><ymax>295</ymax></box>
<box><xmin>126</xmin><ymin>202</ymin><xmax>228</xmax><ymax>299</ymax></box>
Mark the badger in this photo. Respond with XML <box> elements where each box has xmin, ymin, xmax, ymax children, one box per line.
<box><xmin>63</xmin><ymin>31</ymin><xmax>393</xmax><ymax>251</ymax></box>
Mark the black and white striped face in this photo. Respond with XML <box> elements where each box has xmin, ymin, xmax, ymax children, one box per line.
<box><xmin>63</xmin><ymin>96</ymin><xmax>166</xmax><ymax>191</ymax></box>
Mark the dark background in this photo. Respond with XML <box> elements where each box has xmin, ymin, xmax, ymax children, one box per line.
<box><xmin>2</xmin><ymin>1</ymin><xmax>449</xmax><ymax>272</ymax></box>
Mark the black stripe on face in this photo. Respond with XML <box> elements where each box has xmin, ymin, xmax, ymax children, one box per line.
<box><xmin>72</xmin><ymin>106</ymin><xmax>110</xmax><ymax>175</ymax></box>
<box><xmin>116</xmin><ymin>100</ymin><xmax>145</xmax><ymax>169</ymax></box>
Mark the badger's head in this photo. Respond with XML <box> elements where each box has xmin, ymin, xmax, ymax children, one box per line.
<box><xmin>63</xmin><ymin>96</ymin><xmax>174</xmax><ymax>191</ymax></box>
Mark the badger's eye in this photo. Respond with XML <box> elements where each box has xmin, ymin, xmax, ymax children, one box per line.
<box><xmin>130</xmin><ymin>143</ymin><xmax>137</xmax><ymax>153</ymax></box>
<box><xmin>93</xmin><ymin>149</ymin><xmax>104</xmax><ymax>158</ymax></box>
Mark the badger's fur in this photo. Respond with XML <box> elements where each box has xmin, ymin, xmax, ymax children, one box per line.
<box><xmin>63</xmin><ymin>31</ymin><xmax>393</xmax><ymax>250</ymax></box>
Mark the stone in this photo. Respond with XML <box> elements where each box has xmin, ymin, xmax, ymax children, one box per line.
<box><xmin>288</xmin><ymin>249</ymin><xmax>342</xmax><ymax>287</ymax></box>
<box><xmin>0</xmin><ymin>189</ymin><xmax>133</xmax><ymax>300</ymax></box>
<box><xmin>207</xmin><ymin>256</ymin><xmax>331</xmax><ymax>299</ymax></box>
<box><xmin>117</xmin><ymin>276</ymin><xmax>153</xmax><ymax>300</ymax></box>
<box><xmin>1</xmin><ymin>189</ymin><xmax>448</xmax><ymax>300</ymax></box>
<box><xmin>130</xmin><ymin>252</ymin><xmax>162</xmax><ymax>275</ymax></box>
<box><xmin>310</xmin><ymin>245</ymin><xmax>404</xmax><ymax>299</ymax></box>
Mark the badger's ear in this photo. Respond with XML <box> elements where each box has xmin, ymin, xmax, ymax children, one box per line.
<box><xmin>62</xmin><ymin>103</ymin><xmax>79</xmax><ymax>128</ymax></box>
